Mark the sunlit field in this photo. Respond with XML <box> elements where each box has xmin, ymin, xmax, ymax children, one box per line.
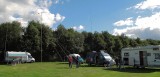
<box><xmin>0</xmin><ymin>62</ymin><xmax>160</xmax><ymax>77</ymax></box>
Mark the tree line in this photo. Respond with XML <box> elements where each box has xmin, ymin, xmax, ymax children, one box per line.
<box><xmin>0</xmin><ymin>21</ymin><xmax>160</xmax><ymax>62</ymax></box>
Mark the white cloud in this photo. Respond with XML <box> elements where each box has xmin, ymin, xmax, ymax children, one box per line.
<box><xmin>135</xmin><ymin>13</ymin><xmax>160</xmax><ymax>29</ymax></box>
<box><xmin>72</xmin><ymin>25</ymin><xmax>85</xmax><ymax>31</ymax></box>
<box><xmin>79</xmin><ymin>25</ymin><xmax>84</xmax><ymax>30</ymax></box>
<box><xmin>113</xmin><ymin>0</ymin><xmax>160</xmax><ymax>40</ymax></box>
<box><xmin>114</xmin><ymin>17</ymin><xmax>134</xmax><ymax>26</ymax></box>
<box><xmin>113</xmin><ymin>27</ymin><xmax>160</xmax><ymax>40</ymax></box>
<box><xmin>38</xmin><ymin>0</ymin><xmax>52</xmax><ymax>8</ymax></box>
<box><xmin>55</xmin><ymin>13</ymin><xmax>65</xmax><ymax>22</ymax></box>
<box><xmin>113</xmin><ymin>13</ymin><xmax>160</xmax><ymax>40</ymax></box>
<box><xmin>134</xmin><ymin>0</ymin><xmax>160</xmax><ymax>10</ymax></box>
<box><xmin>53</xmin><ymin>0</ymin><xmax>59</xmax><ymax>4</ymax></box>
<box><xmin>72</xmin><ymin>26</ymin><xmax>77</xmax><ymax>30</ymax></box>
<box><xmin>0</xmin><ymin>0</ymin><xmax>65</xmax><ymax>27</ymax></box>
<box><xmin>52</xmin><ymin>0</ymin><xmax>67</xmax><ymax>5</ymax></box>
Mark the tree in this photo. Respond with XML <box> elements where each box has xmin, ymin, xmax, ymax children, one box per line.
<box><xmin>82</xmin><ymin>32</ymin><xmax>94</xmax><ymax>52</ymax></box>
<box><xmin>1</xmin><ymin>21</ymin><xmax>160</xmax><ymax>62</ymax></box>
<box><xmin>102</xmin><ymin>31</ymin><xmax>115</xmax><ymax>55</ymax></box>
<box><xmin>113</xmin><ymin>37</ymin><xmax>123</xmax><ymax>56</ymax></box>
<box><xmin>129</xmin><ymin>39</ymin><xmax>138</xmax><ymax>47</ymax></box>
<box><xmin>92</xmin><ymin>32</ymin><xmax>106</xmax><ymax>51</ymax></box>
<box><xmin>55</xmin><ymin>26</ymin><xmax>84</xmax><ymax>54</ymax></box>
<box><xmin>119</xmin><ymin>34</ymin><xmax>130</xmax><ymax>48</ymax></box>
<box><xmin>0</xmin><ymin>21</ymin><xmax>23</xmax><ymax>62</ymax></box>
<box><xmin>41</xmin><ymin>24</ymin><xmax>56</xmax><ymax>61</ymax></box>
<box><xmin>0</xmin><ymin>21</ymin><xmax>22</xmax><ymax>51</ymax></box>
<box><xmin>0</xmin><ymin>22</ymin><xmax>9</xmax><ymax>51</ymax></box>
<box><xmin>23</xmin><ymin>21</ymin><xmax>40</xmax><ymax>52</ymax></box>
<box><xmin>66</xmin><ymin>29</ymin><xmax>84</xmax><ymax>53</ymax></box>
<box><xmin>146</xmin><ymin>39</ymin><xmax>159</xmax><ymax>45</ymax></box>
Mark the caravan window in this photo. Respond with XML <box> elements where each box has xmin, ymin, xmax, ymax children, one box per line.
<box><xmin>124</xmin><ymin>53</ymin><xmax>129</xmax><ymax>56</ymax></box>
<box><xmin>28</xmin><ymin>55</ymin><xmax>33</xmax><ymax>58</ymax></box>
<box><xmin>155</xmin><ymin>53</ymin><xmax>160</xmax><ymax>59</ymax></box>
<box><xmin>102</xmin><ymin>53</ymin><xmax>109</xmax><ymax>56</ymax></box>
<box><xmin>147</xmin><ymin>53</ymin><xmax>151</xmax><ymax>56</ymax></box>
<box><xmin>153</xmin><ymin>48</ymin><xmax>159</xmax><ymax>51</ymax></box>
<box><xmin>99</xmin><ymin>55</ymin><xmax>103</xmax><ymax>59</ymax></box>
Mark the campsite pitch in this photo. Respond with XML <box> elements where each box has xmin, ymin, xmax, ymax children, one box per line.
<box><xmin>0</xmin><ymin>62</ymin><xmax>160</xmax><ymax>77</ymax></box>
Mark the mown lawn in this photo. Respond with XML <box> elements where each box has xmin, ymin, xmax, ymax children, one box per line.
<box><xmin>0</xmin><ymin>62</ymin><xmax>160</xmax><ymax>77</ymax></box>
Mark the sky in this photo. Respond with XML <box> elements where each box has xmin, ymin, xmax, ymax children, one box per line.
<box><xmin>1</xmin><ymin>0</ymin><xmax>160</xmax><ymax>40</ymax></box>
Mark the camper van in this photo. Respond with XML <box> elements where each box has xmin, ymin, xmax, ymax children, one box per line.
<box><xmin>86</xmin><ymin>50</ymin><xmax>115</xmax><ymax>66</ymax></box>
<box><xmin>121</xmin><ymin>45</ymin><xmax>160</xmax><ymax>68</ymax></box>
<box><xmin>5</xmin><ymin>51</ymin><xmax>35</xmax><ymax>63</ymax></box>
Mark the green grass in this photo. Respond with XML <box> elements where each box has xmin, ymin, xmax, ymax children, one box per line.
<box><xmin>0</xmin><ymin>62</ymin><xmax>160</xmax><ymax>77</ymax></box>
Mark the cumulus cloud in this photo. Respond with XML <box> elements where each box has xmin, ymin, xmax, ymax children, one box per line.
<box><xmin>134</xmin><ymin>0</ymin><xmax>160</xmax><ymax>10</ymax></box>
<box><xmin>52</xmin><ymin>0</ymin><xmax>68</xmax><ymax>5</ymax></box>
<box><xmin>0</xmin><ymin>0</ymin><xmax>65</xmax><ymax>27</ymax></box>
<box><xmin>113</xmin><ymin>27</ymin><xmax>160</xmax><ymax>40</ymax></box>
<box><xmin>72</xmin><ymin>25</ymin><xmax>85</xmax><ymax>31</ymax></box>
<box><xmin>114</xmin><ymin>17</ymin><xmax>134</xmax><ymax>26</ymax></box>
<box><xmin>135</xmin><ymin>13</ymin><xmax>160</xmax><ymax>29</ymax></box>
<box><xmin>55</xmin><ymin>13</ymin><xmax>65</xmax><ymax>22</ymax></box>
<box><xmin>113</xmin><ymin>0</ymin><xmax>160</xmax><ymax>40</ymax></box>
<box><xmin>53</xmin><ymin>0</ymin><xmax>60</xmax><ymax>4</ymax></box>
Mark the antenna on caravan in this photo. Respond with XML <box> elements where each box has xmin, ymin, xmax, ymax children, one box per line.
<box><xmin>4</xmin><ymin>23</ymin><xmax>8</xmax><ymax>63</ymax></box>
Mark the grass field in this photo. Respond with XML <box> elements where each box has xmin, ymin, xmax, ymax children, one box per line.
<box><xmin>0</xmin><ymin>62</ymin><xmax>160</xmax><ymax>77</ymax></box>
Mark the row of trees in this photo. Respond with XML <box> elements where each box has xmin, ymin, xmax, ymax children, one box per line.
<box><xmin>0</xmin><ymin>21</ymin><xmax>160</xmax><ymax>62</ymax></box>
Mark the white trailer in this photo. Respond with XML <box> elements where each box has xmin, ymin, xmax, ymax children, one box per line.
<box><xmin>5</xmin><ymin>51</ymin><xmax>35</xmax><ymax>63</ymax></box>
<box><xmin>121</xmin><ymin>45</ymin><xmax>160</xmax><ymax>68</ymax></box>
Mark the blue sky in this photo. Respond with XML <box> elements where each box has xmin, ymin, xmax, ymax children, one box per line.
<box><xmin>1</xmin><ymin>0</ymin><xmax>160</xmax><ymax>40</ymax></box>
<box><xmin>50</xmin><ymin>0</ymin><xmax>142</xmax><ymax>33</ymax></box>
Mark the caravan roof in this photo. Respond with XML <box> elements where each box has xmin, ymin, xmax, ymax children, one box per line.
<box><xmin>122</xmin><ymin>45</ymin><xmax>160</xmax><ymax>51</ymax></box>
<box><xmin>100</xmin><ymin>50</ymin><xmax>110</xmax><ymax>56</ymax></box>
<box><xmin>7</xmin><ymin>51</ymin><xmax>27</xmax><ymax>56</ymax></box>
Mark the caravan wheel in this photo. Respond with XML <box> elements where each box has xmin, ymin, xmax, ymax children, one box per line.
<box><xmin>88</xmin><ymin>63</ymin><xmax>91</xmax><ymax>66</ymax></box>
<box><xmin>104</xmin><ymin>63</ymin><xmax>107</xmax><ymax>67</ymax></box>
<box><xmin>135</xmin><ymin>66</ymin><xmax>139</xmax><ymax>69</ymax></box>
<box><xmin>30</xmin><ymin>60</ymin><xmax>34</xmax><ymax>63</ymax></box>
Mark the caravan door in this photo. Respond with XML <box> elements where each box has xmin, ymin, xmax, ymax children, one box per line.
<box><xmin>139</xmin><ymin>51</ymin><xmax>148</xmax><ymax>67</ymax></box>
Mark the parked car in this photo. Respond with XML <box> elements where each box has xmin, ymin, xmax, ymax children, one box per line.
<box><xmin>86</xmin><ymin>50</ymin><xmax>115</xmax><ymax>66</ymax></box>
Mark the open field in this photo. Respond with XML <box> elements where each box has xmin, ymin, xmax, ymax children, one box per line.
<box><xmin>0</xmin><ymin>62</ymin><xmax>160</xmax><ymax>77</ymax></box>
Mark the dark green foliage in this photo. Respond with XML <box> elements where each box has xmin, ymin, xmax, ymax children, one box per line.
<box><xmin>82</xmin><ymin>32</ymin><xmax>94</xmax><ymax>52</ymax></box>
<box><xmin>113</xmin><ymin>37</ymin><xmax>122</xmax><ymax>57</ymax></box>
<box><xmin>0</xmin><ymin>21</ymin><xmax>22</xmax><ymax>51</ymax></box>
<box><xmin>23</xmin><ymin>21</ymin><xmax>40</xmax><ymax>52</ymax></box>
<box><xmin>92</xmin><ymin>32</ymin><xmax>106</xmax><ymax>51</ymax></box>
<box><xmin>1</xmin><ymin>21</ymin><xmax>160</xmax><ymax>62</ymax></box>
<box><xmin>102</xmin><ymin>31</ymin><xmax>115</xmax><ymax>55</ymax></box>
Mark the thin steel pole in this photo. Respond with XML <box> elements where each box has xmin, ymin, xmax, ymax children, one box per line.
<box><xmin>41</xmin><ymin>12</ymin><xmax>43</xmax><ymax>62</ymax></box>
<box><xmin>5</xmin><ymin>23</ymin><xmax>8</xmax><ymax>52</ymax></box>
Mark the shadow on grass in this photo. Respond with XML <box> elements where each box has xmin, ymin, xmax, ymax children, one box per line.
<box><xmin>0</xmin><ymin>62</ymin><xmax>7</xmax><ymax>65</ymax></box>
<box><xmin>53</xmin><ymin>62</ymin><xmax>160</xmax><ymax>72</ymax></box>
<box><xmin>104</xmin><ymin>67</ymin><xmax>160</xmax><ymax>73</ymax></box>
<box><xmin>80</xmin><ymin>64</ymin><xmax>104</xmax><ymax>67</ymax></box>
<box><xmin>57</xmin><ymin>62</ymin><xmax>69</xmax><ymax>64</ymax></box>
<box><xmin>57</xmin><ymin>62</ymin><xmax>106</xmax><ymax>68</ymax></box>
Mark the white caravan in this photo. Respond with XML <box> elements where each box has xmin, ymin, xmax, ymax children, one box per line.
<box><xmin>121</xmin><ymin>45</ymin><xmax>160</xmax><ymax>68</ymax></box>
<box><xmin>5</xmin><ymin>51</ymin><xmax>35</xmax><ymax>63</ymax></box>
